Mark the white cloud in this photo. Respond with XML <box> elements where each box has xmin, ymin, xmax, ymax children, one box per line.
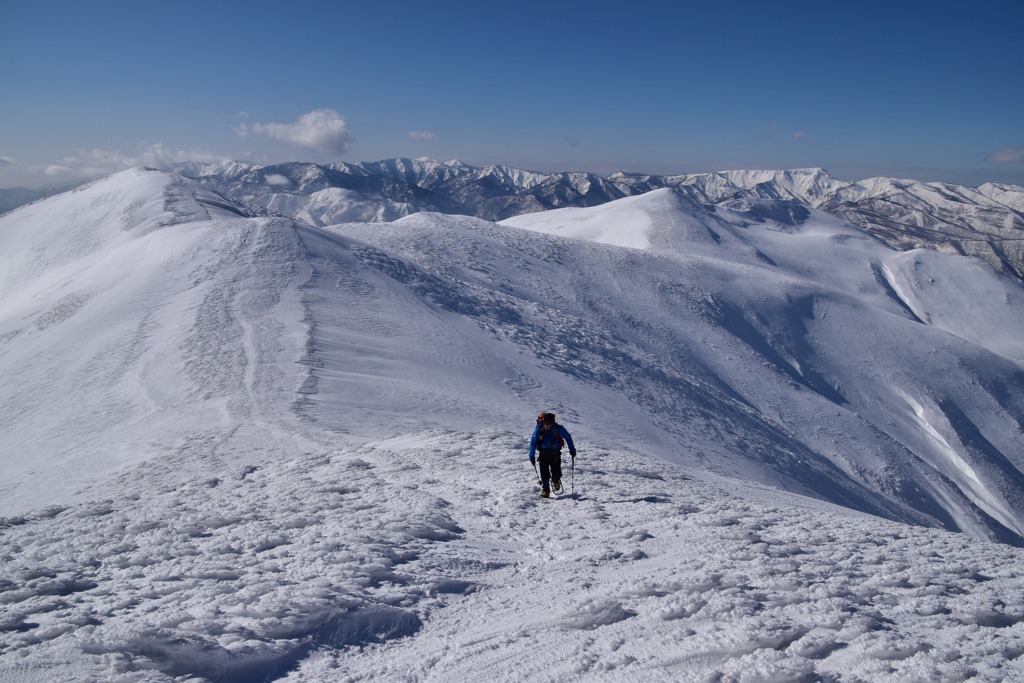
<box><xmin>250</xmin><ymin>109</ymin><xmax>351</xmax><ymax>154</ymax></box>
<box><xmin>45</xmin><ymin>164</ymin><xmax>75</xmax><ymax>176</ymax></box>
<box><xmin>138</xmin><ymin>143</ymin><xmax>225</xmax><ymax>168</ymax></box>
<box><xmin>987</xmin><ymin>146</ymin><xmax>1024</xmax><ymax>163</ymax></box>
<box><xmin>0</xmin><ymin>155</ymin><xmax>13</xmax><ymax>168</ymax></box>
<box><xmin>793</xmin><ymin>131</ymin><xmax>807</xmax><ymax>140</ymax></box>
<box><xmin>30</xmin><ymin>145</ymin><xmax>228</xmax><ymax>185</ymax></box>
<box><xmin>409</xmin><ymin>130</ymin><xmax>437</xmax><ymax>141</ymax></box>
<box><xmin>47</xmin><ymin>149</ymin><xmax>135</xmax><ymax>179</ymax></box>
<box><xmin>265</xmin><ymin>174</ymin><xmax>291</xmax><ymax>187</ymax></box>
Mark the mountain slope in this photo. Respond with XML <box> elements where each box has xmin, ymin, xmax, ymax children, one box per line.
<box><xmin>3</xmin><ymin>170</ymin><xmax>1023</xmax><ymax>540</ymax></box>
<box><xmin>0</xmin><ymin>170</ymin><xmax>312</xmax><ymax>511</ymax></box>
<box><xmin>3</xmin><ymin>170</ymin><xmax>1024</xmax><ymax>681</ymax></box>
<box><xmin>173</xmin><ymin>159</ymin><xmax>1024</xmax><ymax>280</ymax></box>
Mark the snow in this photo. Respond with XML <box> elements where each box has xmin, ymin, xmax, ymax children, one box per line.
<box><xmin>979</xmin><ymin>182</ymin><xmax>1024</xmax><ymax>212</ymax></box>
<box><xmin>878</xmin><ymin>250</ymin><xmax>1024</xmax><ymax>363</ymax></box>
<box><xmin>2</xmin><ymin>168</ymin><xmax>1024</xmax><ymax>681</ymax></box>
<box><xmin>502</xmin><ymin>189</ymin><xmax>660</xmax><ymax>249</ymax></box>
<box><xmin>3</xmin><ymin>432</ymin><xmax>1024</xmax><ymax>682</ymax></box>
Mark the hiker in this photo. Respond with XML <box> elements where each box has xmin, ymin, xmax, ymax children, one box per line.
<box><xmin>530</xmin><ymin>412</ymin><xmax>576</xmax><ymax>497</ymax></box>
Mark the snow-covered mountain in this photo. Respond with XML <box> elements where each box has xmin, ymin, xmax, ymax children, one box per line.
<box><xmin>172</xmin><ymin>158</ymin><xmax>625</xmax><ymax>226</ymax></box>
<box><xmin>0</xmin><ymin>184</ymin><xmax>75</xmax><ymax>215</ymax></box>
<box><xmin>176</xmin><ymin>158</ymin><xmax>1024</xmax><ymax>280</ymax></box>
<box><xmin>2</xmin><ymin>168</ymin><xmax>1024</xmax><ymax>681</ymax></box>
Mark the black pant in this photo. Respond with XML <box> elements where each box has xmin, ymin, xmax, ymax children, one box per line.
<box><xmin>538</xmin><ymin>449</ymin><xmax>562</xmax><ymax>489</ymax></box>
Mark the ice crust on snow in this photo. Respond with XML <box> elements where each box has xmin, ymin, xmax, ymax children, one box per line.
<box><xmin>2</xmin><ymin>168</ymin><xmax>1024</xmax><ymax>681</ymax></box>
<box><xmin>2</xmin><ymin>432</ymin><xmax>1024</xmax><ymax>681</ymax></box>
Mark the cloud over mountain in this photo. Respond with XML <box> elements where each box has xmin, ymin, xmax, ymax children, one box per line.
<box><xmin>246</xmin><ymin>108</ymin><xmax>352</xmax><ymax>154</ymax></box>
<box><xmin>29</xmin><ymin>145</ymin><xmax>226</xmax><ymax>184</ymax></box>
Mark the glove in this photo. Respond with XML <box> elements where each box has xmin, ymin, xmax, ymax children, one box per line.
<box><xmin>530</xmin><ymin>456</ymin><xmax>536</xmax><ymax>465</ymax></box>
<box><xmin>570</xmin><ymin>450</ymin><xmax>577</xmax><ymax>457</ymax></box>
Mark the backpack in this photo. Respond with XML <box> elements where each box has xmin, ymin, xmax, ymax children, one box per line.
<box><xmin>536</xmin><ymin>412</ymin><xmax>565</xmax><ymax>450</ymax></box>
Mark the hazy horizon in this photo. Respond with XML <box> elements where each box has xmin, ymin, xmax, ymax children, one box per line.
<box><xmin>2</xmin><ymin>0</ymin><xmax>1022</xmax><ymax>189</ymax></box>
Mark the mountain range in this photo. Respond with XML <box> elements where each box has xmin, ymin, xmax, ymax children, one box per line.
<box><xmin>173</xmin><ymin>158</ymin><xmax>1024</xmax><ymax>280</ymax></box>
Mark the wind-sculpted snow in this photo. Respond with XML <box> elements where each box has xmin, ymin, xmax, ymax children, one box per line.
<box><xmin>2</xmin><ymin>168</ymin><xmax>1024</xmax><ymax>680</ymax></box>
<box><xmin>3</xmin><ymin>431</ymin><xmax>1023</xmax><ymax>681</ymax></box>
<box><xmin>0</xmin><ymin>440</ymin><xmax>445</xmax><ymax>681</ymax></box>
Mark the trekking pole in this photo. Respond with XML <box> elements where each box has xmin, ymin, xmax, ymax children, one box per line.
<box><xmin>571</xmin><ymin>454</ymin><xmax>575</xmax><ymax>494</ymax></box>
<box><xmin>532</xmin><ymin>459</ymin><xmax>540</xmax><ymax>485</ymax></box>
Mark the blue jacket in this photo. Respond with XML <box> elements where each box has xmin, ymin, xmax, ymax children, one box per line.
<box><xmin>530</xmin><ymin>423</ymin><xmax>575</xmax><ymax>458</ymax></box>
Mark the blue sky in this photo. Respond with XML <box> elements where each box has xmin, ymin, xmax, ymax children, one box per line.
<box><xmin>2</xmin><ymin>0</ymin><xmax>1022</xmax><ymax>188</ymax></box>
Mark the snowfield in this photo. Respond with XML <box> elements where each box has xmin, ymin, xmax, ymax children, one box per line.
<box><xmin>2</xmin><ymin>168</ymin><xmax>1024</xmax><ymax>681</ymax></box>
<box><xmin>4</xmin><ymin>431</ymin><xmax>1024</xmax><ymax>682</ymax></box>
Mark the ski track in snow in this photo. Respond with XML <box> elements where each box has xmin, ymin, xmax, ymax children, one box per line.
<box><xmin>3</xmin><ymin>431</ymin><xmax>1024</xmax><ymax>682</ymax></box>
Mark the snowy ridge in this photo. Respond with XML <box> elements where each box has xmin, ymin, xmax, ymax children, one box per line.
<box><xmin>2</xmin><ymin>169</ymin><xmax>1024</xmax><ymax>680</ymax></box>
<box><xmin>0</xmin><ymin>169</ymin><xmax>310</xmax><ymax>512</ymax></box>
<box><xmin>2</xmin><ymin>168</ymin><xmax>1023</xmax><ymax>536</ymax></box>
<box><xmin>170</xmin><ymin>158</ymin><xmax>1024</xmax><ymax>280</ymax></box>
<box><xmin>502</xmin><ymin>194</ymin><xmax>1024</xmax><ymax>542</ymax></box>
